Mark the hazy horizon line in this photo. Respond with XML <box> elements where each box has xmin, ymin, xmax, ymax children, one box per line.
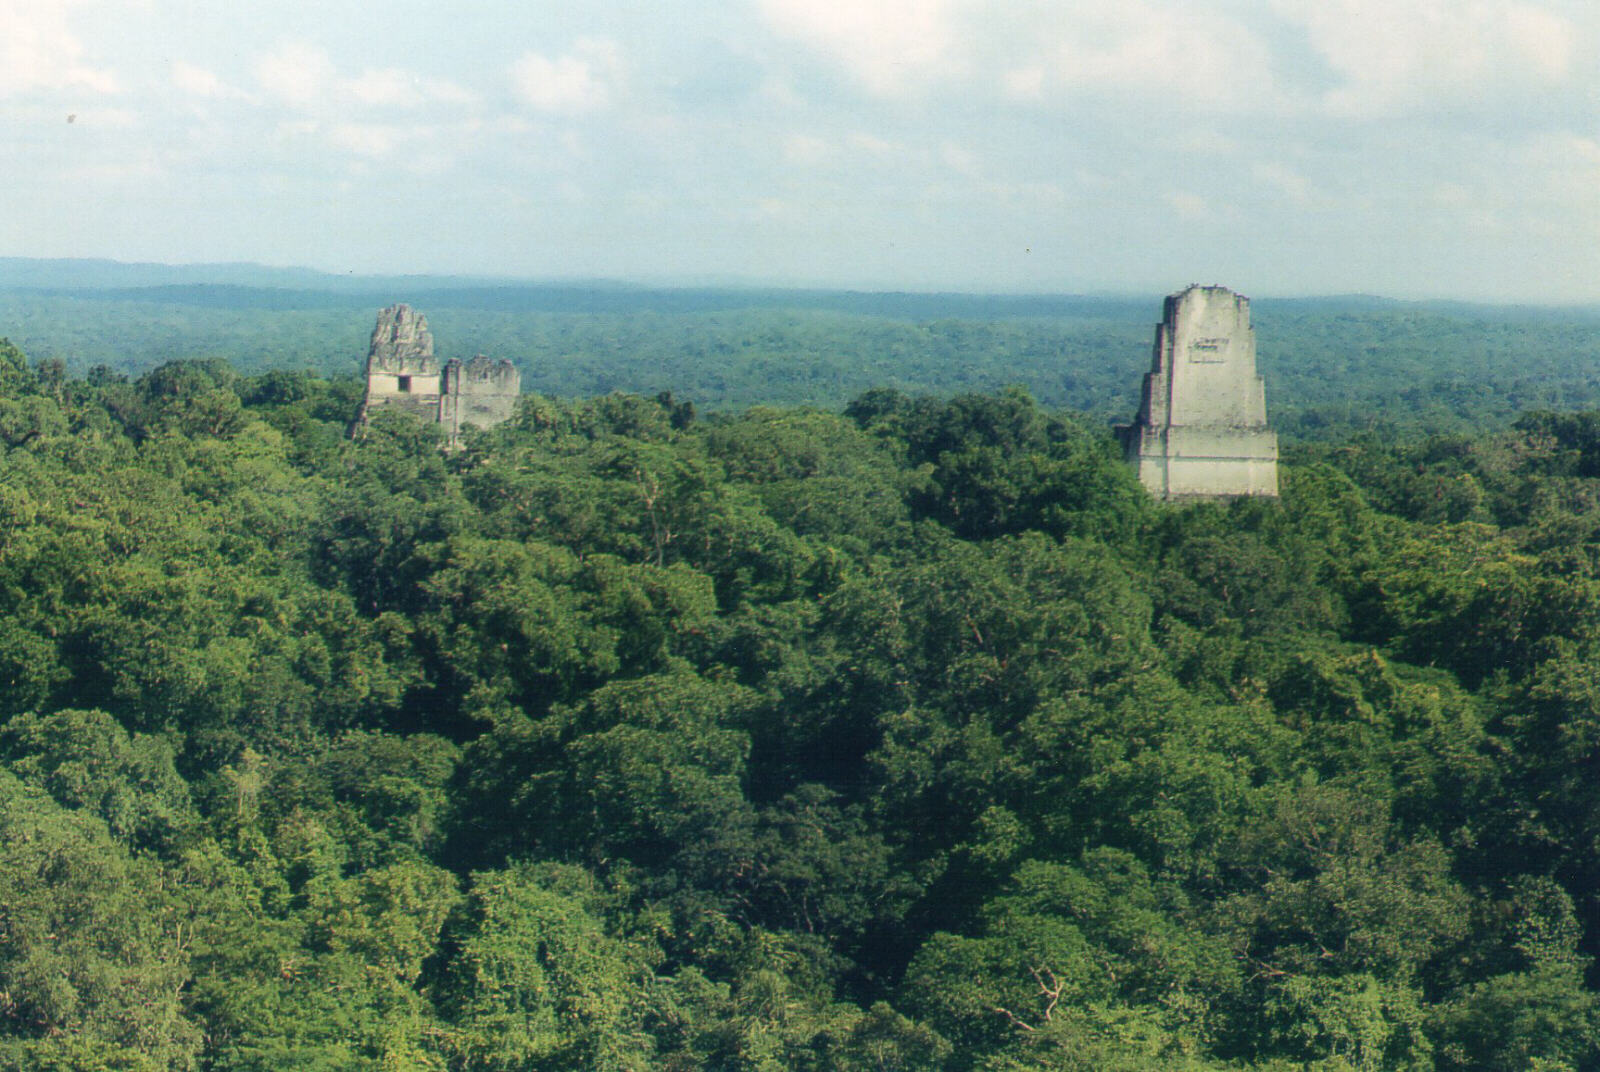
<box><xmin>4</xmin><ymin>254</ymin><xmax>1598</xmax><ymax>311</ymax></box>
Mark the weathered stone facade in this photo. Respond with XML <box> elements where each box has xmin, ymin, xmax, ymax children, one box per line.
<box><xmin>361</xmin><ymin>304</ymin><xmax>443</xmax><ymax>421</ymax></box>
<box><xmin>440</xmin><ymin>353</ymin><xmax>520</xmax><ymax>441</ymax></box>
<box><xmin>1116</xmin><ymin>285</ymin><xmax>1278</xmax><ymax>500</ymax></box>
<box><xmin>357</xmin><ymin>304</ymin><xmax>520</xmax><ymax>444</ymax></box>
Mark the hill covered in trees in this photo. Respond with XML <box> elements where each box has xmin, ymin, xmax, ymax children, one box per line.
<box><xmin>4</xmin><ymin>261</ymin><xmax>1600</xmax><ymax>443</ymax></box>
<box><xmin>0</xmin><ymin>333</ymin><xmax>1599</xmax><ymax>1069</ymax></box>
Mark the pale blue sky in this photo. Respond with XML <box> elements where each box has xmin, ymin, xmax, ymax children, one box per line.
<box><xmin>3</xmin><ymin>0</ymin><xmax>1597</xmax><ymax>301</ymax></box>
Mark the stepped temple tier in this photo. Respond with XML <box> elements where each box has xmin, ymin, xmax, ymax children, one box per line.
<box><xmin>1116</xmin><ymin>285</ymin><xmax>1279</xmax><ymax>500</ymax></box>
<box><xmin>356</xmin><ymin>304</ymin><xmax>520</xmax><ymax>445</ymax></box>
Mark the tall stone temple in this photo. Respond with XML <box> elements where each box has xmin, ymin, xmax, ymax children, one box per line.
<box><xmin>1116</xmin><ymin>285</ymin><xmax>1278</xmax><ymax>500</ymax></box>
<box><xmin>356</xmin><ymin>304</ymin><xmax>520</xmax><ymax>445</ymax></box>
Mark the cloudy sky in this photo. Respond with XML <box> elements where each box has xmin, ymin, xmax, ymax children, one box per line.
<box><xmin>3</xmin><ymin>0</ymin><xmax>1598</xmax><ymax>301</ymax></box>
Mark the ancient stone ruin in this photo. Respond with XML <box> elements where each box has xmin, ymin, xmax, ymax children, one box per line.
<box><xmin>357</xmin><ymin>304</ymin><xmax>520</xmax><ymax>444</ymax></box>
<box><xmin>1116</xmin><ymin>285</ymin><xmax>1278</xmax><ymax>500</ymax></box>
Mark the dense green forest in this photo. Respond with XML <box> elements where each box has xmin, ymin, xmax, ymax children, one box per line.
<box><xmin>5</xmin><ymin>275</ymin><xmax>1599</xmax><ymax>442</ymax></box>
<box><xmin>4</xmin><ymin>327</ymin><xmax>1600</xmax><ymax>1070</ymax></box>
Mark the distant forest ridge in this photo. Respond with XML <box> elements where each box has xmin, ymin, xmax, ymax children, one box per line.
<box><xmin>7</xmin><ymin>256</ymin><xmax>1599</xmax><ymax>317</ymax></box>
<box><xmin>3</xmin><ymin>257</ymin><xmax>1600</xmax><ymax>440</ymax></box>
<box><xmin>11</xmin><ymin>281</ymin><xmax>1162</xmax><ymax>319</ymax></box>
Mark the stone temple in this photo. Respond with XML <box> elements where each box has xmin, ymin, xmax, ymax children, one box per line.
<box><xmin>357</xmin><ymin>304</ymin><xmax>520</xmax><ymax>444</ymax></box>
<box><xmin>1116</xmin><ymin>285</ymin><xmax>1278</xmax><ymax>500</ymax></box>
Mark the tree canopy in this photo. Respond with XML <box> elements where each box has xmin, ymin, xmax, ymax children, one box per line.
<box><xmin>0</xmin><ymin>339</ymin><xmax>1595</xmax><ymax>1068</ymax></box>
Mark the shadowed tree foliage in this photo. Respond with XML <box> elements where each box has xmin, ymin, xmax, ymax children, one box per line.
<box><xmin>0</xmin><ymin>332</ymin><xmax>1597</xmax><ymax>1068</ymax></box>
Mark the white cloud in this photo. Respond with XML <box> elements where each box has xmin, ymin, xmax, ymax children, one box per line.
<box><xmin>1252</xmin><ymin>161</ymin><xmax>1316</xmax><ymax>204</ymax></box>
<box><xmin>1503</xmin><ymin>3</ymin><xmax>1576</xmax><ymax>79</ymax></box>
<box><xmin>0</xmin><ymin>0</ymin><xmax>118</xmax><ymax>96</ymax></box>
<box><xmin>1508</xmin><ymin>132</ymin><xmax>1600</xmax><ymax>234</ymax></box>
<box><xmin>241</xmin><ymin>41</ymin><xmax>483</xmax><ymax>172</ymax></box>
<box><xmin>763</xmin><ymin>0</ymin><xmax>1282</xmax><ymax>110</ymax></box>
<box><xmin>1002</xmin><ymin>66</ymin><xmax>1046</xmax><ymax>101</ymax></box>
<box><xmin>254</xmin><ymin>42</ymin><xmax>336</xmax><ymax>109</ymax></box>
<box><xmin>759</xmin><ymin>0</ymin><xmax>1593</xmax><ymax>123</ymax></box>
<box><xmin>1431</xmin><ymin>182</ymin><xmax>1477</xmax><ymax>209</ymax></box>
<box><xmin>348</xmin><ymin>68</ymin><xmax>475</xmax><ymax>109</ymax></box>
<box><xmin>1028</xmin><ymin>2</ymin><xmax>1280</xmax><ymax>111</ymax></box>
<box><xmin>940</xmin><ymin>142</ymin><xmax>978</xmax><ymax>176</ymax></box>
<box><xmin>1558</xmin><ymin>134</ymin><xmax>1600</xmax><ymax>171</ymax></box>
<box><xmin>70</xmin><ymin>106</ymin><xmax>140</xmax><ymax>129</ymax></box>
<box><xmin>172</xmin><ymin>62</ymin><xmax>247</xmax><ymax>100</ymax></box>
<box><xmin>755</xmin><ymin>76</ymin><xmax>805</xmax><ymax>111</ymax></box>
<box><xmin>71</xmin><ymin>155</ymin><xmax>164</xmax><ymax>184</ymax></box>
<box><xmin>252</xmin><ymin>45</ymin><xmax>476</xmax><ymax>115</ymax></box>
<box><xmin>271</xmin><ymin>119</ymin><xmax>321</xmax><ymax>144</ymax></box>
<box><xmin>349</xmin><ymin>68</ymin><xmax>425</xmax><ymax>108</ymax></box>
<box><xmin>782</xmin><ymin>134</ymin><xmax>832</xmax><ymax>166</ymax></box>
<box><xmin>510</xmin><ymin>38</ymin><xmax>624</xmax><ymax>113</ymax></box>
<box><xmin>1172</xmin><ymin>129</ymin><xmax>1240</xmax><ymax>155</ymax></box>
<box><xmin>1164</xmin><ymin>191</ymin><xmax>1211</xmax><ymax>221</ymax></box>
<box><xmin>980</xmin><ymin>179</ymin><xmax>1068</xmax><ymax>208</ymax></box>
<box><xmin>756</xmin><ymin>196</ymin><xmax>794</xmax><ymax>218</ymax></box>
<box><xmin>846</xmin><ymin>132</ymin><xmax>896</xmax><ymax>157</ymax></box>
<box><xmin>6</xmin><ymin>0</ymin><xmax>1597</xmax><ymax>301</ymax></box>
<box><xmin>1273</xmin><ymin>0</ymin><xmax>1583</xmax><ymax>117</ymax></box>
<box><xmin>760</xmin><ymin>0</ymin><xmax>961</xmax><ymax>96</ymax></box>
<box><xmin>327</xmin><ymin>122</ymin><xmax>400</xmax><ymax>158</ymax></box>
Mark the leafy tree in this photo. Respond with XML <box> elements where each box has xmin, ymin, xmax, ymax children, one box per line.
<box><xmin>903</xmin><ymin>851</ymin><xmax>1238</xmax><ymax>1069</ymax></box>
<box><xmin>437</xmin><ymin>862</ymin><xmax>650</xmax><ymax>1071</ymax></box>
<box><xmin>0</xmin><ymin>707</ymin><xmax>195</xmax><ymax>854</ymax></box>
<box><xmin>1430</xmin><ymin>964</ymin><xmax>1600</xmax><ymax>1072</ymax></box>
<box><xmin>0</xmin><ymin>771</ymin><xmax>200</xmax><ymax>1068</ymax></box>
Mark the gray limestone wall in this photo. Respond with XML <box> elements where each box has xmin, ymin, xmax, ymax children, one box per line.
<box><xmin>1118</xmin><ymin>285</ymin><xmax>1278</xmax><ymax>500</ymax></box>
<box><xmin>440</xmin><ymin>355</ymin><xmax>520</xmax><ymax>442</ymax></box>
<box><xmin>359</xmin><ymin>305</ymin><xmax>520</xmax><ymax>442</ymax></box>
<box><xmin>361</xmin><ymin>304</ymin><xmax>443</xmax><ymax>421</ymax></box>
<box><xmin>366</xmin><ymin>304</ymin><xmax>436</xmax><ymax>374</ymax></box>
<box><xmin>1160</xmin><ymin>288</ymin><xmax>1266</xmax><ymax>427</ymax></box>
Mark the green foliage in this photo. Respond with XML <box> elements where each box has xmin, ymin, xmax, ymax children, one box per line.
<box><xmin>1</xmin><ymin>327</ymin><xmax>1600</xmax><ymax>1069</ymax></box>
<box><xmin>0</xmin><ymin>771</ymin><xmax>200</xmax><ymax>1068</ymax></box>
<box><xmin>473</xmin><ymin>670</ymin><xmax>759</xmax><ymax>879</ymax></box>
<box><xmin>0</xmin><ymin>707</ymin><xmax>194</xmax><ymax>854</ymax></box>
<box><xmin>903</xmin><ymin>850</ymin><xmax>1239</xmax><ymax>1063</ymax></box>
<box><xmin>1429</xmin><ymin>964</ymin><xmax>1600</xmax><ymax>1072</ymax></box>
<box><xmin>849</xmin><ymin>387</ymin><xmax>1149</xmax><ymax>543</ymax></box>
<box><xmin>438</xmin><ymin>862</ymin><xmax>650</xmax><ymax>1071</ymax></box>
<box><xmin>9</xmin><ymin>286</ymin><xmax>1600</xmax><ymax>441</ymax></box>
